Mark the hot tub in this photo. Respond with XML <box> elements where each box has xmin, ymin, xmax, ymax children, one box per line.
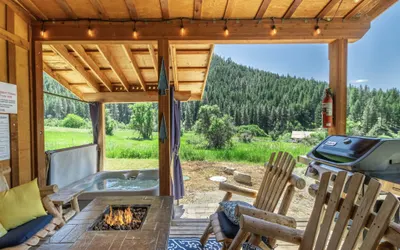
<box><xmin>59</xmin><ymin>169</ymin><xmax>159</xmax><ymax>202</ymax></box>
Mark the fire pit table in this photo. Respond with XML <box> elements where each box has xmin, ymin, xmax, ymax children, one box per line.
<box><xmin>38</xmin><ymin>196</ymin><xmax>173</xmax><ymax>250</ymax></box>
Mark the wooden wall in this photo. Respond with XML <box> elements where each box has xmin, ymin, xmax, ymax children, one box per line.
<box><xmin>0</xmin><ymin>1</ymin><xmax>32</xmax><ymax>187</ymax></box>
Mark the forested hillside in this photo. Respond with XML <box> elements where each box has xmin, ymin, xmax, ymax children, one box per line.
<box><xmin>44</xmin><ymin>54</ymin><xmax>400</xmax><ymax>138</ymax></box>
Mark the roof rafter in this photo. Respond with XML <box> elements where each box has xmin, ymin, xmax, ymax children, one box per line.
<box><xmin>170</xmin><ymin>45</ymin><xmax>179</xmax><ymax>90</ymax></box>
<box><xmin>147</xmin><ymin>44</ymin><xmax>158</xmax><ymax>76</ymax></box>
<box><xmin>55</xmin><ymin>0</ymin><xmax>78</xmax><ymax>19</ymax></box>
<box><xmin>18</xmin><ymin>0</ymin><xmax>48</xmax><ymax>20</ymax></box>
<box><xmin>283</xmin><ymin>0</ymin><xmax>303</xmax><ymax>18</ymax></box>
<box><xmin>159</xmin><ymin>0</ymin><xmax>169</xmax><ymax>19</ymax></box>
<box><xmin>123</xmin><ymin>0</ymin><xmax>138</xmax><ymax>19</ymax></box>
<box><xmin>50</xmin><ymin>45</ymin><xmax>101</xmax><ymax>92</ymax></box>
<box><xmin>96</xmin><ymin>44</ymin><xmax>130</xmax><ymax>92</ymax></box>
<box><xmin>70</xmin><ymin>44</ymin><xmax>113</xmax><ymax>92</ymax></box>
<box><xmin>121</xmin><ymin>45</ymin><xmax>146</xmax><ymax>91</ymax></box>
<box><xmin>43</xmin><ymin>62</ymin><xmax>84</xmax><ymax>99</ymax></box>
<box><xmin>89</xmin><ymin>0</ymin><xmax>109</xmax><ymax>20</ymax></box>
<box><xmin>83</xmin><ymin>91</ymin><xmax>192</xmax><ymax>103</ymax></box>
<box><xmin>367</xmin><ymin>0</ymin><xmax>397</xmax><ymax>19</ymax></box>
<box><xmin>344</xmin><ymin>0</ymin><xmax>369</xmax><ymax>20</ymax></box>
<box><xmin>316</xmin><ymin>0</ymin><xmax>341</xmax><ymax>19</ymax></box>
<box><xmin>201</xmin><ymin>45</ymin><xmax>214</xmax><ymax>99</ymax></box>
<box><xmin>193</xmin><ymin>0</ymin><xmax>203</xmax><ymax>19</ymax></box>
<box><xmin>254</xmin><ymin>0</ymin><xmax>273</xmax><ymax>19</ymax></box>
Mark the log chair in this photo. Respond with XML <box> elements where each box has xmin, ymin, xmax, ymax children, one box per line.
<box><xmin>200</xmin><ymin>151</ymin><xmax>306</xmax><ymax>249</ymax></box>
<box><xmin>229</xmin><ymin>171</ymin><xmax>400</xmax><ymax>250</ymax></box>
<box><xmin>0</xmin><ymin>166</ymin><xmax>65</xmax><ymax>250</ymax></box>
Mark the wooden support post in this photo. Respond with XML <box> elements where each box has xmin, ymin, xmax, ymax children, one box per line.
<box><xmin>32</xmin><ymin>41</ymin><xmax>46</xmax><ymax>187</ymax></box>
<box><xmin>158</xmin><ymin>39</ymin><xmax>171</xmax><ymax>196</ymax></box>
<box><xmin>97</xmin><ymin>103</ymin><xmax>105</xmax><ymax>172</ymax></box>
<box><xmin>328</xmin><ymin>39</ymin><xmax>348</xmax><ymax>135</ymax></box>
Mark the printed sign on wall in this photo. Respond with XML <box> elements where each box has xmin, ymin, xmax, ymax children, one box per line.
<box><xmin>0</xmin><ymin>82</ymin><xmax>17</xmax><ymax>114</ymax></box>
<box><xmin>0</xmin><ymin>115</ymin><xmax>10</xmax><ymax>161</ymax></box>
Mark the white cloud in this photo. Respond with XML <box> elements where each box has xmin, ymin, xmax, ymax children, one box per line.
<box><xmin>349</xmin><ymin>79</ymin><xmax>369</xmax><ymax>84</ymax></box>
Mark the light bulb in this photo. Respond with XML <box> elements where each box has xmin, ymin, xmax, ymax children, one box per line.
<box><xmin>180</xmin><ymin>26</ymin><xmax>185</xmax><ymax>36</ymax></box>
<box><xmin>133</xmin><ymin>29</ymin><xmax>138</xmax><ymax>39</ymax></box>
<box><xmin>271</xmin><ymin>25</ymin><xmax>277</xmax><ymax>36</ymax></box>
<box><xmin>40</xmin><ymin>29</ymin><xmax>45</xmax><ymax>37</ymax></box>
<box><xmin>315</xmin><ymin>25</ymin><xmax>321</xmax><ymax>35</ymax></box>
<box><xmin>88</xmin><ymin>27</ymin><xmax>93</xmax><ymax>37</ymax></box>
<box><xmin>224</xmin><ymin>26</ymin><xmax>229</xmax><ymax>36</ymax></box>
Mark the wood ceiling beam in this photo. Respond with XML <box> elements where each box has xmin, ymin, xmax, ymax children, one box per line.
<box><xmin>89</xmin><ymin>0</ymin><xmax>109</xmax><ymax>20</ymax></box>
<box><xmin>123</xmin><ymin>0</ymin><xmax>138</xmax><ymax>19</ymax></box>
<box><xmin>193</xmin><ymin>0</ymin><xmax>203</xmax><ymax>19</ymax></box>
<box><xmin>50</xmin><ymin>45</ymin><xmax>101</xmax><ymax>92</ymax></box>
<box><xmin>82</xmin><ymin>91</ymin><xmax>192</xmax><ymax>103</ymax></box>
<box><xmin>159</xmin><ymin>0</ymin><xmax>169</xmax><ymax>19</ymax></box>
<box><xmin>32</xmin><ymin>19</ymin><xmax>370</xmax><ymax>43</ymax></box>
<box><xmin>0</xmin><ymin>0</ymin><xmax>34</xmax><ymax>22</ymax></box>
<box><xmin>316</xmin><ymin>0</ymin><xmax>341</xmax><ymax>19</ymax></box>
<box><xmin>50</xmin><ymin>66</ymin><xmax>207</xmax><ymax>73</ymax></box>
<box><xmin>70</xmin><ymin>44</ymin><xmax>113</xmax><ymax>92</ymax></box>
<box><xmin>170</xmin><ymin>45</ymin><xmax>179</xmax><ymax>90</ymax></box>
<box><xmin>201</xmin><ymin>44</ymin><xmax>214</xmax><ymax>99</ymax></box>
<box><xmin>254</xmin><ymin>0</ymin><xmax>273</xmax><ymax>19</ymax></box>
<box><xmin>367</xmin><ymin>0</ymin><xmax>397</xmax><ymax>20</ymax></box>
<box><xmin>55</xmin><ymin>0</ymin><xmax>78</xmax><ymax>19</ymax></box>
<box><xmin>283</xmin><ymin>0</ymin><xmax>303</xmax><ymax>18</ymax></box>
<box><xmin>344</xmin><ymin>0</ymin><xmax>369</xmax><ymax>20</ymax></box>
<box><xmin>0</xmin><ymin>26</ymin><xmax>30</xmax><ymax>50</ymax></box>
<box><xmin>148</xmin><ymin>44</ymin><xmax>158</xmax><ymax>76</ymax></box>
<box><xmin>223</xmin><ymin>0</ymin><xmax>235</xmax><ymax>19</ymax></box>
<box><xmin>96</xmin><ymin>44</ymin><xmax>130</xmax><ymax>92</ymax></box>
<box><xmin>43</xmin><ymin>63</ymin><xmax>84</xmax><ymax>99</ymax></box>
<box><xmin>18</xmin><ymin>0</ymin><xmax>48</xmax><ymax>20</ymax></box>
<box><xmin>121</xmin><ymin>45</ymin><xmax>146</xmax><ymax>91</ymax></box>
<box><xmin>43</xmin><ymin>49</ymin><xmax>210</xmax><ymax>56</ymax></box>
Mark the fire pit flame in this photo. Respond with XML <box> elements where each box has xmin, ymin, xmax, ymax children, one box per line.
<box><xmin>104</xmin><ymin>206</ymin><xmax>139</xmax><ymax>226</ymax></box>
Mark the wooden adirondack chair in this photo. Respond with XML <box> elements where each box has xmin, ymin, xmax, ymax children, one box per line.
<box><xmin>0</xmin><ymin>166</ymin><xmax>65</xmax><ymax>250</ymax></box>
<box><xmin>200</xmin><ymin>151</ymin><xmax>306</xmax><ymax>249</ymax></box>
<box><xmin>229</xmin><ymin>171</ymin><xmax>400</xmax><ymax>250</ymax></box>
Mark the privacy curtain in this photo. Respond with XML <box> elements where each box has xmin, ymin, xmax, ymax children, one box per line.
<box><xmin>170</xmin><ymin>87</ymin><xmax>184</xmax><ymax>200</ymax></box>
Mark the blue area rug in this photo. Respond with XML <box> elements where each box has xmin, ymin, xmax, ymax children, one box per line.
<box><xmin>168</xmin><ymin>237</ymin><xmax>221</xmax><ymax>250</ymax></box>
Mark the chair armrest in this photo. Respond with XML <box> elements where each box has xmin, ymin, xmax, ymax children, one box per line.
<box><xmin>41</xmin><ymin>196</ymin><xmax>65</xmax><ymax>227</ymax></box>
<box><xmin>240</xmin><ymin>214</ymin><xmax>304</xmax><ymax>245</ymax></box>
<box><xmin>289</xmin><ymin>174</ymin><xmax>306</xmax><ymax>190</ymax></box>
<box><xmin>39</xmin><ymin>185</ymin><xmax>59</xmax><ymax>198</ymax></box>
<box><xmin>235</xmin><ymin>205</ymin><xmax>296</xmax><ymax>228</ymax></box>
<box><xmin>219</xmin><ymin>182</ymin><xmax>258</xmax><ymax>198</ymax></box>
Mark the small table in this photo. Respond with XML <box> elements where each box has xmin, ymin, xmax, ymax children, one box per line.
<box><xmin>39</xmin><ymin>196</ymin><xmax>173</xmax><ymax>250</ymax></box>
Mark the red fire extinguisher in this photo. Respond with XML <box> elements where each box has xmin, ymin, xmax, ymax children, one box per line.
<box><xmin>322</xmin><ymin>88</ymin><xmax>333</xmax><ymax>128</ymax></box>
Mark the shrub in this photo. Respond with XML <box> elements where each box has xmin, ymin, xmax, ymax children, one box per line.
<box><xmin>61</xmin><ymin>114</ymin><xmax>86</xmax><ymax>128</ymax></box>
<box><xmin>239</xmin><ymin>131</ymin><xmax>253</xmax><ymax>143</ymax></box>
<box><xmin>237</xmin><ymin>125</ymin><xmax>267</xmax><ymax>137</ymax></box>
<box><xmin>129</xmin><ymin>103</ymin><xmax>155</xmax><ymax>139</ymax></box>
<box><xmin>44</xmin><ymin>118</ymin><xmax>62</xmax><ymax>127</ymax></box>
<box><xmin>105</xmin><ymin>109</ymin><xmax>116</xmax><ymax>136</ymax></box>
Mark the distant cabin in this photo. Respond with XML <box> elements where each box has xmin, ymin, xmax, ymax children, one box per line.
<box><xmin>291</xmin><ymin>131</ymin><xmax>314</xmax><ymax>142</ymax></box>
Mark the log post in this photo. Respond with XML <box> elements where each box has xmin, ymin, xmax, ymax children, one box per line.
<box><xmin>328</xmin><ymin>39</ymin><xmax>348</xmax><ymax>135</ymax></box>
<box><xmin>32</xmin><ymin>41</ymin><xmax>46</xmax><ymax>187</ymax></box>
<box><xmin>158</xmin><ymin>39</ymin><xmax>171</xmax><ymax>196</ymax></box>
<box><xmin>97</xmin><ymin>103</ymin><xmax>105</xmax><ymax>172</ymax></box>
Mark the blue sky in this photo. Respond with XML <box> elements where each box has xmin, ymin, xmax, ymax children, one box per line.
<box><xmin>214</xmin><ymin>3</ymin><xmax>400</xmax><ymax>90</ymax></box>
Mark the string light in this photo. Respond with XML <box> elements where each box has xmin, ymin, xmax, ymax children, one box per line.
<box><xmin>88</xmin><ymin>21</ymin><xmax>94</xmax><ymax>37</ymax></box>
<box><xmin>133</xmin><ymin>21</ymin><xmax>138</xmax><ymax>39</ymax></box>
<box><xmin>224</xmin><ymin>20</ymin><xmax>229</xmax><ymax>36</ymax></box>
<box><xmin>40</xmin><ymin>22</ymin><xmax>45</xmax><ymax>37</ymax></box>
<box><xmin>270</xmin><ymin>18</ymin><xmax>277</xmax><ymax>36</ymax></box>
<box><xmin>180</xmin><ymin>18</ymin><xmax>185</xmax><ymax>36</ymax></box>
<box><xmin>314</xmin><ymin>19</ymin><xmax>321</xmax><ymax>35</ymax></box>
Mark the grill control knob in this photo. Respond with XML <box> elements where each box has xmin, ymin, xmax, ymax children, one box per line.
<box><xmin>343</xmin><ymin>138</ymin><xmax>352</xmax><ymax>144</ymax></box>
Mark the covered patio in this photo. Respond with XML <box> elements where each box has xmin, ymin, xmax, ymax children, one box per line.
<box><xmin>0</xmin><ymin>0</ymin><xmax>399</xmax><ymax>249</ymax></box>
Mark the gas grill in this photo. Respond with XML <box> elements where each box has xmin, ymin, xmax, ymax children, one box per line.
<box><xmin>306</xmin><ymin>135</ymin><xmax>400</xmax><ymax>194</ymax></box>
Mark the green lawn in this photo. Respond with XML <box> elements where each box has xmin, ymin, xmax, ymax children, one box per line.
<box><xmin>45</xmin><ymin>127</ymin><xmax>311</xmax><ymax>165</ymax></box>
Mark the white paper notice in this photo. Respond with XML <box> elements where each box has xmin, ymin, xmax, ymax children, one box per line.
<box><xmin>0</xmin><ymin>115</ymin><xmax>10</xmax><ymax>161</ymax></box>
<box><xmin>0</xmin><ymin>82</ymin><xmax>17</xmax><ymax>114</ymax></box>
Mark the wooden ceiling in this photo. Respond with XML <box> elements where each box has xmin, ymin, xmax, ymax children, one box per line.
<box><xmin>14</xmin><ymin>0</ymin><xmax>397</xmax><ymax>21</ymax></box>
<box><xmin>43</xmin><ymin>43</ymin><xmax>214</xmax><ymax>101</ymax></box>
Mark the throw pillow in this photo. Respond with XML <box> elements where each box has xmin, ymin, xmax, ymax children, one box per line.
<box><xmin>219</xmin><ymin>201</ymin><xmax>254</xmax><ymax>225</ymax></box>
<box><xmin>0</xmin><ymin>179</ymin><xmax>47</xmax><ymax>230</ymax></box>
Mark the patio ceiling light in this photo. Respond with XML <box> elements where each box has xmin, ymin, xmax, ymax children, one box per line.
<box><xmin>133</xmin><ymin>21</ymin><xmax>138</xmax><ymax>39</ymax></box>
<box><xmin>87</xmin><ymin>21</ymin><xmax>94</xmax><ymax>37</ymax></box>
<box><xmin>180</xmin><ymin>18</ymin><xmax>185</xmax><ymax>36</ymax></box>
<box><xmin>270</xmin><ymin>18</ymin><xmax>277</xmax><ymax>36</ymax></box>
<box><xmin>224</xmin><ymin>20</ymin><xmax>229</xmax><ymax>37</ymax></box>
<box><xmin>40</xmin><ymin>22</ymin><xmax>45</xmax><ymax>37</ymax></box>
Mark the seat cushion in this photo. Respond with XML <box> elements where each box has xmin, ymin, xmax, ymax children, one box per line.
<box><xmin>217</xmin><ymin>211</ymin><xmax>239</xmax><ymax>239</ymax></box>
<box><xmin>0</xmin><ymin>179</ymin><xmax>47</xmax><ymax>230</ymax></box>
<box><xmin>0</xmin><ymin>223</ymin><xmax>6</xmax><ymax>238</ymax></box>
<box><xmin>220</xmin><ymin>201</ymin><xmax>254</xmax><ymax>225</ymax></box>
<box><xmin>0</xmin><ymin>214</ymin><xmax>53</xmax><ymax>249</ymax></box>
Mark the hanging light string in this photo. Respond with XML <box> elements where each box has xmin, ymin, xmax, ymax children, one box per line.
<box><xmin>39</xmin><ymin>17</ymin><xmax>342</xmax><ymax>37</ymax></box>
